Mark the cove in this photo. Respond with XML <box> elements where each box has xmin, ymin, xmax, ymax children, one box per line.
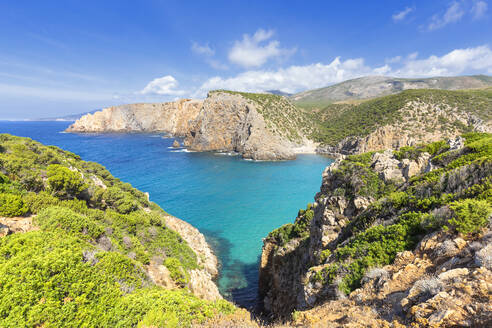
<box><xmin>0</xmin><ymin>121</ymin><xmax>333</xmax><ymax>308</ymax></box>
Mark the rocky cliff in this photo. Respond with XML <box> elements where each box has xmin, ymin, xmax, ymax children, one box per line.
<box><xmin>259</xmin><ymin>132</ymin><xmax>492</xmax><ymax>327</ymax></box>
<box><xmin>67</xmin><ymin>91</ymin><xmax>315</xmax><ymax>161</ymax></box>
<box><xmin>66</xmin><ymin>99</ymin><xmax>203</xmax><ymax>135</ymax></box>
<box><xmin>184</xmin><ymin>91</ymin><xmax>314</xmax><ymax>160</ymax></box>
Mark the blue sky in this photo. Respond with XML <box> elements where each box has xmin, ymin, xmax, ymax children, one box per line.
<box><xmin>0</xmin><ymin>0</ymin><xmax>491</xmax><ymax>119</ymax></box>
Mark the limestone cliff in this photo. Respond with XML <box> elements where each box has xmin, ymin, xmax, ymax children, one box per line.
<box><xmin>184</xmin><ymin>91</ymin><xmax>313</xmax><ymax>160</ymax></box>
<box><xmin>259</xmin><ymin>133</ymin><xmax>492</xmax><ymax>327</ymax></box>
<box><xmin>66</xmin><ymin>99</ymin><xmax>203</xmax><ymax>135</ymax></box>
<box><xmin>67</xmin><ymin>91</ymin><xmax>315</xmax><ymax>160</ymax></box>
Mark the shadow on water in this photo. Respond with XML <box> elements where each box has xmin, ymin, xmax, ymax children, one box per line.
<box><xmin>200</xmin><ymin>229</ymin><xmax>261</xmax><ymax>311</ymax></box>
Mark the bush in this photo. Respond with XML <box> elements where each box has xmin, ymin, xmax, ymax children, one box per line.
<box><xmin>47</xmin><ymin>164</ymin><xmax>87</xmax><ymax>200</ymax></box>
<box><xmin>35</xmin><ymin>206</ymin><xmax>104</xmax><ymax>240</ymax></box>
<box><xmin>448</xmin><ymin>199</ymin><xmax>492</xmax><ymax>235</ymax></box>
<box><xmin>101</xmin><ymin>187</ymin><xmax>138</xmax><ymax>214</ymax></box>
<box><xmin>164</xmin><ymin>257</ymin><xmax>189</xmax><ymax>286</ymax></box>
<box><xmin>0</xmin><ymin>193</ymin><xmax>28</xmax><ymax>217</ymax></box>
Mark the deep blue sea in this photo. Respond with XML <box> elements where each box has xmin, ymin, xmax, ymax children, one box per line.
<box><xmin>0</xmin><ymin>121</ymin><xmax>333</xmax><ymax>308</ymax></box>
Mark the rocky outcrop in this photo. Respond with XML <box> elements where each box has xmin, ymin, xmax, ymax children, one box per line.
<box><xmin>66</xmin><ymin>92</ymin><xmax>314</xmax><ymax>160</ymax></box>
<box><xmin>66</xmin><ymin>99</ymin><xmax>203</xmax><ymax>135</ymax></box>
<box><xmin>259</xmin><ymin>134</ymin><xmax>492</xmax><ymax>326</ymax></box>
<box><xmin>317</xmin><ymin>99</ymin><xmax>491</xmax><ymax>157</ymax></box>
<box><xmin>163</xmin><ymin>214</ymin><xmax>222</xmax><ymax>300</ymax></box>
<box><xmin>290</xmin><ymin>231</ymin><xmax>492</xmax><ymax>328</ymax></box>
<box><xmin>172</xmin><ymin>140</ymin><xmax>181</xmax><ymax>148</ymax></box>
<box><xmin>0</xmin><ymin>216</ymin><xmax>37</xmax><ymax>236</ymax></box>
<box><xmin>184</xmin><ymin>92</ymin><xmax>301</xmax><ymax>160</ymax></box>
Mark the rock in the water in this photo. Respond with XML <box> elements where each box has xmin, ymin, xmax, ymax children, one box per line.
<box><xmin>172</xmin><ymin>140</ymin><xmax>181</xmax><ymax>148</ymax></box>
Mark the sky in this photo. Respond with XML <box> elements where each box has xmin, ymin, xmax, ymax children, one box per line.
<box><xmin>0</xmin><ymin>0</ymin><xmax>491</xmax><ymax>119</ymax></box>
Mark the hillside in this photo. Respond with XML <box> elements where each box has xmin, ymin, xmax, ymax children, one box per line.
<box><xmin>0</xmin><ymin>134</ymin><xmax>248</xmax><ymax>327</ymax></box>
<box><xmin>292</xmin><ymin>75</ymin><xmax>492</xmax><ymax>108</ymax></box>
<box><xmin>259</xmin><ymin>132</ymin><xmax>492</xmax><ymax>327</ymax></box>
<box><xmin>311</xmin><ymin>88</ymin><xmax>492</xmax><ymax>155</ymax></box>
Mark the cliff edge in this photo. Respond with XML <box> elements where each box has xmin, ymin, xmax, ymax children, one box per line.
<box><xmin>259</xmin><ymin>132</ymin><xmax>492</xmax><ymax>327</ymax></box>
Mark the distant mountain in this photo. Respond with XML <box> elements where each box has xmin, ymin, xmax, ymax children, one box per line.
<box><xmin>265</xmin><ymin>90</ymin><xmax>293</xmax><ymax>96</ymax></box>
<box><xmin>33</xmin><ymin>109</ymin><xmax>100</xmax><ymax>122</ymax></box>
<box><xmin>291</xmin><ymin>75</ymin><xmax>492</xmax><ymax>106</ymax></box>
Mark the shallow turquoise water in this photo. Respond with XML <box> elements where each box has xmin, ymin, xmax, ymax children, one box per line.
<box><xmin>0</xmin><ymin>121</ymin><xmax>333</xmax><ymax>307</ymax></box>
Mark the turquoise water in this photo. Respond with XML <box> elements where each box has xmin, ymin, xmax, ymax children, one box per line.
<box><xmin>0</xmin><ymin>121</ymin><xmax>333</xmax><ymax>307</ymax></box>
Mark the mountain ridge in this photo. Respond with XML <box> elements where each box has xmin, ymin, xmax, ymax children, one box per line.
<box><xmin>291</xmin><ymin>75</ymin><xmax>492</xmax><ymax>107</ymax></box>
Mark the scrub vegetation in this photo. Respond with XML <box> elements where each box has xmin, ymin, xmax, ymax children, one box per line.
<box><xmin>0</xmin><ymin>134</ymin><xmax>235</xmax><ymax>327</ymax></box>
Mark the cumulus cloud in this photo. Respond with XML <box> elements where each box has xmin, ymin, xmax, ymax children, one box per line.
<box><xmin>395</xmin><ymin>45</ymin><xmax>492</xmax><ymax>76</ymax></box>
<box><xmin>471</xmin><ymin>1</ymin><xmax>488</xmax><ymax>19</ymax></box>
<box><xmin>140</xmin><ymin>75</ymin><xmax>185</xmax><ymax>96</ymax></box>
<box><xmin>192</xmin><ymin>45</ymin><xmax>492</xmax><ymax>97</ymax></box>
<box><xmin>428</xmin><ymin>1</ymin><xmax>465</xmax><ymax>30</ymax></box>
<box><xmin>194</xmin><ymin>57</ymin><xmax>384</xmax><ymax>96</ymax></box>
<box><xmin>392</xmin><ymin>7</ymin><xmax>414</xmax><ymax>22</ymax></box>
<box><xmin>228</xmin><ymin>29</ymin><xmax>296</xmax><ymax>68</ymax></box>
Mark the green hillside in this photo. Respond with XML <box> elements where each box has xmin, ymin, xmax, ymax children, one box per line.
<box><xmin>308</xmin><ymin>88</ymin><xmax>492</xmax><ymax>146</ymax></box>
<box><xmin>0</xmin><ymin>134</ymin><xmax>235</xmax><ymax>327</ymax></box>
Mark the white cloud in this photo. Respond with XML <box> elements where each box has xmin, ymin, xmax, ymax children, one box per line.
<box><xmin>140</xmin><ymin>75</ymin><xmax>186</xmax><ymax>96</ymax></box>
<box><xmin>191</xmin><ymin>42</ymin><xmax>215</xmax><ymax>56</ymax></box>
<box><xmin>471</xmin><ymin>1</ymin><xmax>488</xmax><ymax>19</ymax></box>
<box><xmin>195</xmin><ymin>57</ymin><xmax>379</xmax><ymax>96</ymax></box>
<box><xmin>192</xmin><ymin>45</ymin><xmax>492</xmax><ymax>97</ymax></box>
<box><xmin>428</xmin><ymin>1</ymin><xmax>465</xmax><ymax>30</ymax></box>
<box><xmin>392</xmin><ymin>7</ymin><xmax>414</xmax><ymax>22</ymax></box>
<box><xmin>395</xmin><ymin>45</ymin><xmax>492</xmax><ymax>76</ymax></box>
<box><xmin>228</xmin><ymin>29</ymin><xmax>296</xmax><ymax>68</ymax></box>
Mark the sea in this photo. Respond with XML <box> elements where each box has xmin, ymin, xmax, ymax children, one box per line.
<box><xmin>0</xmin><ymin>121</ymin><xmax>333</xmax><ymax>308</ymax></box>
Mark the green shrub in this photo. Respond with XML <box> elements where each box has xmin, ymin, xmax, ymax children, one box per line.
<box><xmin>0</xmin><ymin>231</ymin><xmax>234</xmax><ymax>327</ymax></box>
<box><xmin>0</xmin><ymin>193</ymin><xmax>28</xmax><ymax>217</ymax></box>
<box><xmin>101</xmin><ymin>187</ymin><xmax>138</xmax><ymax>214</ymax></box>
<box><xmin>35</xmin><ymin>206</ymin><xmax>104</xmax><ymax>240</ymax></box>
<box><xmin>23</xmin><ymin>191</ymin><xmax>60</xmax><ymax>214</ymax></box>
<box><xmin>448</xmin><ymin>199</ymin><xmax>492</xmax><ymax>235</ymax></box>
<box><xmin>47</xmin><ymin>164</ymin><xmax>87</xmax><ymax>200</ymax></box>
<box><xmin>164</xmin><ymin>257</ymin><xmax>189</xmax><ymax>286</ymax></box>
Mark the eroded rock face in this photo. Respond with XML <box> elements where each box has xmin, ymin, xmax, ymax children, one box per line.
<box><xmin>291</xmin><ymin>231</ymin><xmax>492</xmax><ymax>328</ymax></box>
<box><xmin>66</xmin><ymin>99</ymin><xmax>203</xmax><ymax>135</ymax></box>
<box><xmin>259</xmin><ymin>136</ymin><xmax>492</xmax><ymax>324</ymax></box>
<box><xmin>163</xmin><ymin>215</ymin><xmax>222</xmax><ymax>301</ymax></box>
<box><xmin>184</xmin><ymin>92</ymin><xmax>297</xmax><ymax>160</ymax></box>
<box><xmin>66</xmin><ymin>92</ymin><xmax>307</xmax><ymax>160</ymax></box>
